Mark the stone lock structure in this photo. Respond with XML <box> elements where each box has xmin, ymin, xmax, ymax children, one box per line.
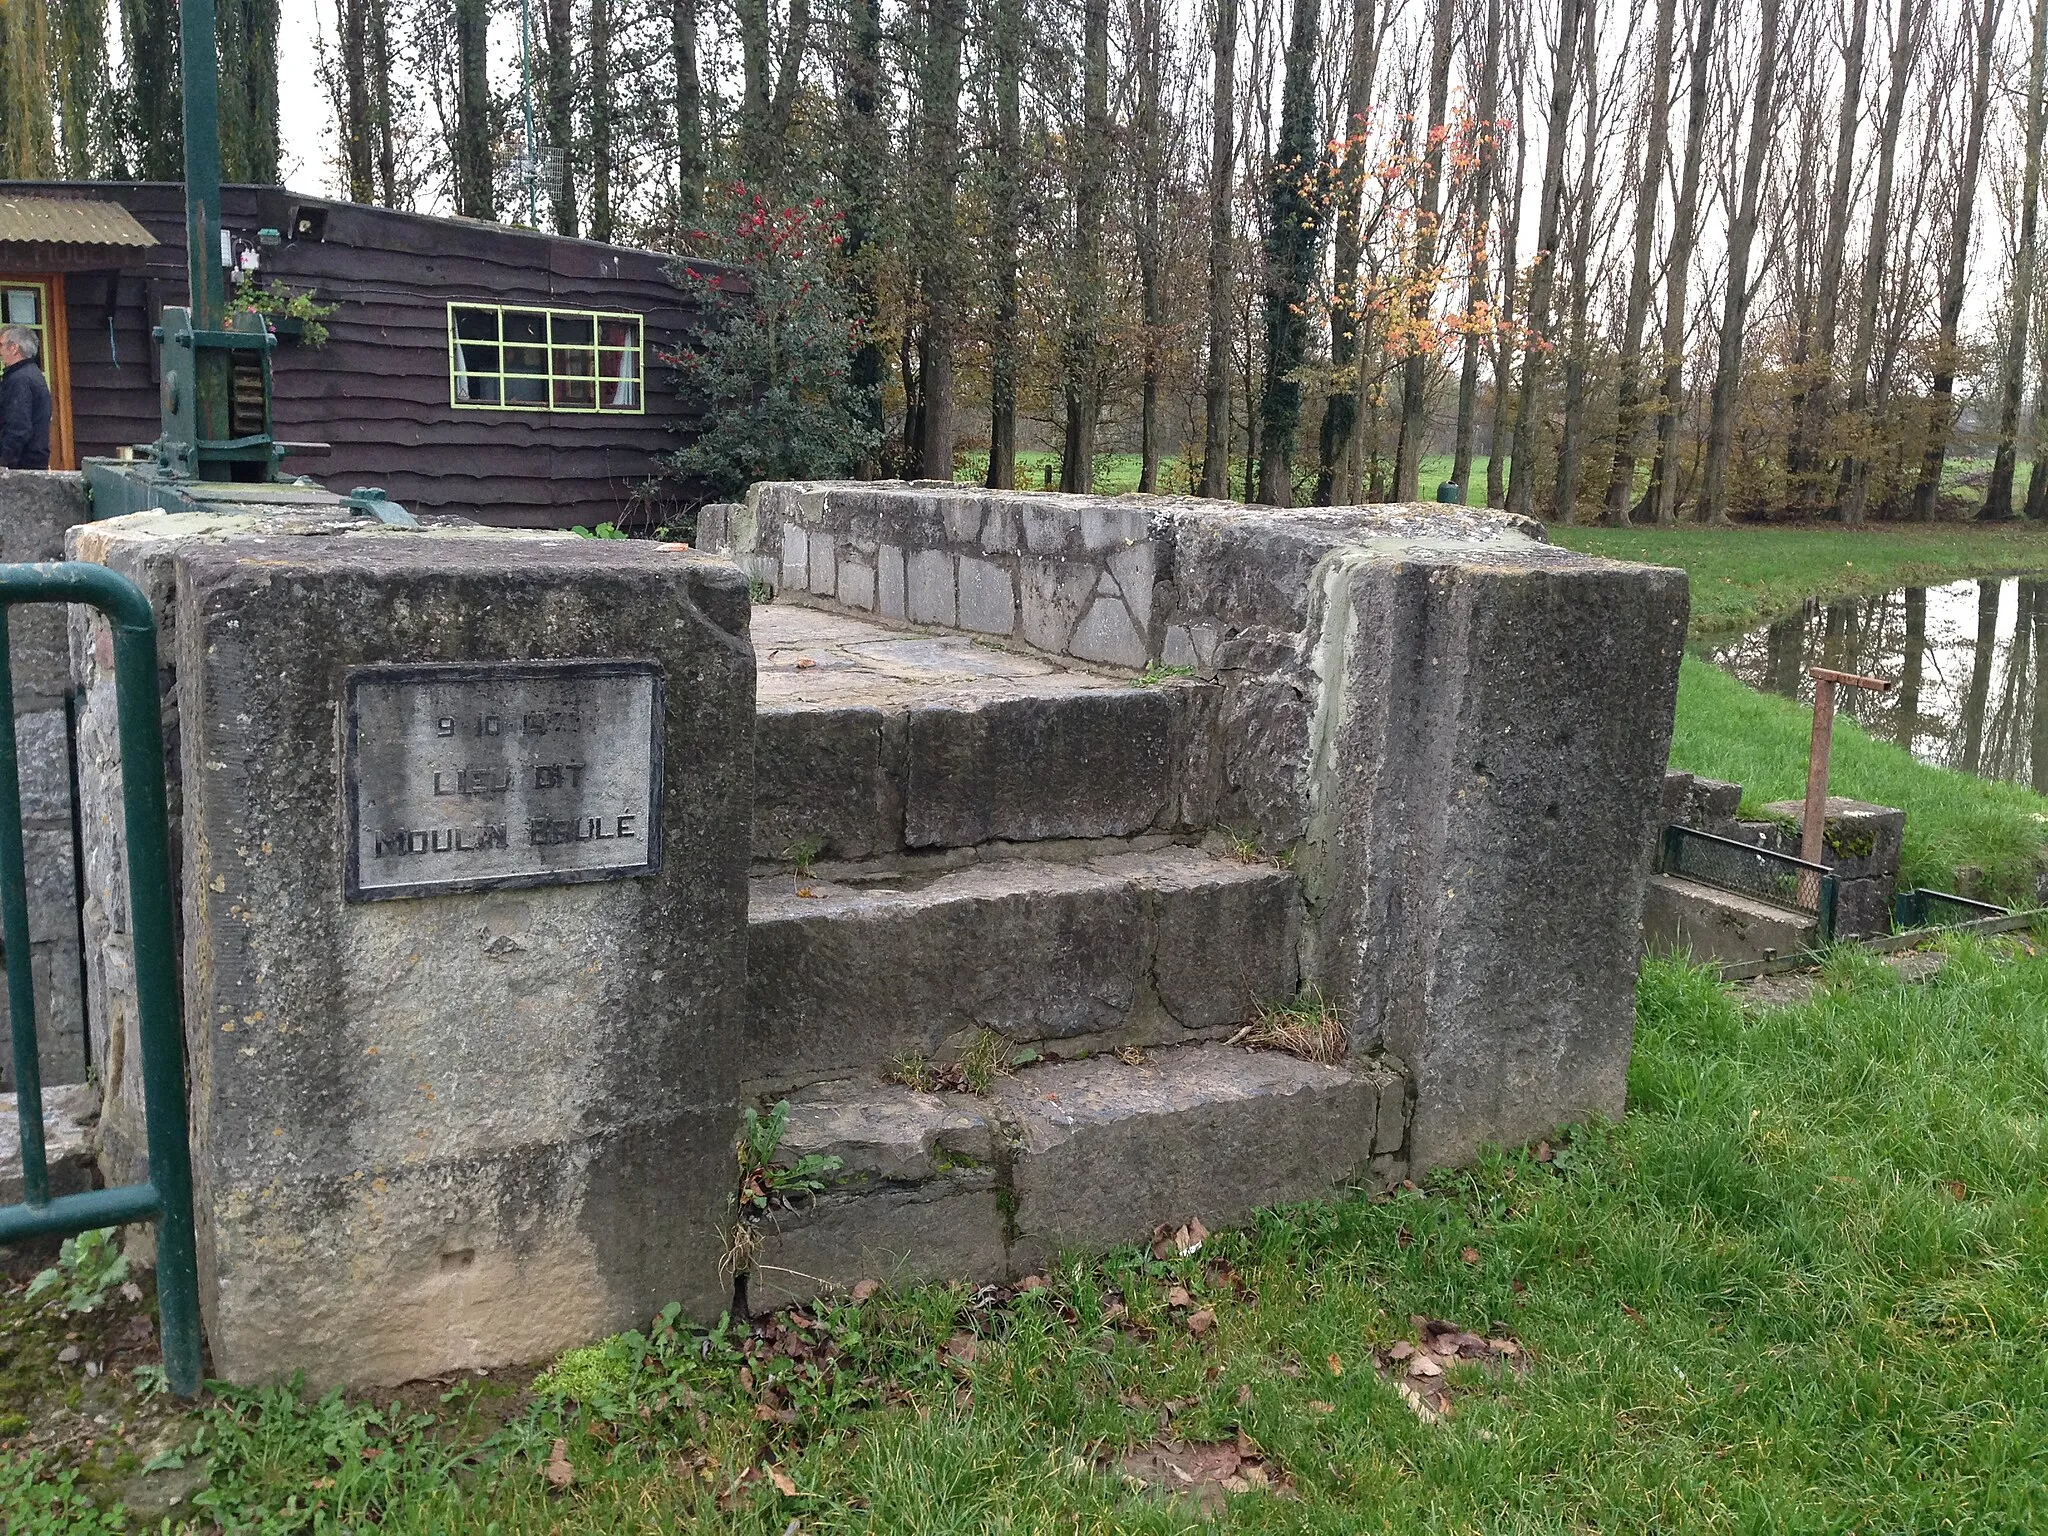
<box><xmin>23</xmin><ymin>474</ymin><xmax>1683</xmax><ymax>1387</ymax></box>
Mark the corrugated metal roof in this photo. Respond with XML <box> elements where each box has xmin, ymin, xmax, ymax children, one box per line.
<box><xmin>0</xmin><ymin>195</ymin><xmax>156</xmax><ymax>249</ymax></box>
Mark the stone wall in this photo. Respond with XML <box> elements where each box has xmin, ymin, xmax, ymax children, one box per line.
<box><xmin>0</xmin><ymin>471</ymin><xmax>90</xmax><ymax>1089</ymax></box>
<box><xmin>713</xmin><ymin>482</ymin><xmax>1690</xmax><ymax>1173</ymax></box>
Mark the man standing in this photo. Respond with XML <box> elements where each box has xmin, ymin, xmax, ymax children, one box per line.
<box><xmin>0</xmin><ymin>325</ymin><xmax>52</xmax><ymax>470</ymax></box>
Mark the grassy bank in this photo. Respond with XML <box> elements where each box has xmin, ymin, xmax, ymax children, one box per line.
<box><xmin>1671</xmin><ymin>658</ymin><xmax>2048</xmax><ymax>903</ymax></box>
<box><xmin>11</xmin><ymin>944</ymin><xmax>2048</xmax><ymax>1532</ymax></box>
<box><xmin>1553</xmin><ymin>522</ymin><xmax>2048</xmax><ymax>637</ymax></box>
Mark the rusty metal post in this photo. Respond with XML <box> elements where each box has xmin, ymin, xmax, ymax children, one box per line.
<box><xmin>1799</xmin><ymin>666</ymin><xmax>1893</xmax><ymax>907</ymax></box>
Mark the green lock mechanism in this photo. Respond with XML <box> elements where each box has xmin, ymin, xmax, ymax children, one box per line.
<box><xmin>151</xmin><ymin>0</ymin><xmax>282</xmax><ymax>484</ymax></box>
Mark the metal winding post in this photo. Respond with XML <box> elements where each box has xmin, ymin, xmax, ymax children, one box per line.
<box><xmin>1798</xmin><ymin>665</ymin><xmax>1893</xmax><ymax>913</ymax></box>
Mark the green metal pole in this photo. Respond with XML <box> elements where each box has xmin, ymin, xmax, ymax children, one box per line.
<box><xmin>179</xmin><ymin>0</ymin><xmax>226</xmax><ymax>332</ymax></box>
<box><xmin>0</xmin><ymin>610</ymin><xmax>49</xmax><ymax>1208</ymax></box>
<box><xmin>0</xmin><ymin>564</ymin><xmax>204</xmax><ymax>1396</ymax></box>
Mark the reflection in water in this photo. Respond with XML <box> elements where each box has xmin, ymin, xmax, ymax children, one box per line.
<box><xmin>1705</xmin><ymin>577</ymin><xmax>2048</xmax><ymax>790</ymax></box>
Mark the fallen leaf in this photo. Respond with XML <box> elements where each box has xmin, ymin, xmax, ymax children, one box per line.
<box><xmin>1187</xmin><ymin>1307</ymin><xmax>1217</xmax><ymax>1336</ymax></box>
<box><xmin>1535</xmin><ymin>1141</ymin><xmax>1554</xmax><ymax>1163</ymax></box>
<box><xmin>1407</xmin><ymin>1355</ymin><xmax>1442</xmax><ymax>1379</ymax></box>
<box><xmin>545</xmin><ymin>1438</ymin><xmax>576</xmax><ymax>1492</ymax></box>
<box><xmin>56</xmin><ymin>1345</ymin><xmax>80</xmax><ymax>1364</ymax></box>
<box><xmin>1490</xmin><ymin>1337</ymin><xmax>1520</xmax><ymax>1356</ymax></box>
<box><xmin>1388</xmin><ymin>1340</ymin><xmax>1415</xmax><ymax>1360</ymax></box>
<box><xmin>1188</xmin><ymin>1218</ymin><xmax>1209</xmax><ymax>1246</ymax></box>
<box><xmin>119</xmin><ymin>1281</ymin><xmax>143</xmax><ymax>1303</ymax></box>
<box><xmin>1943</xmin><ymin>1180</ymin><xmax>1967</xmax><ymax>1200</ymax></box>
<box><xmin>850</xmin><ymin>1279</ymin><xmax>880</xmax><ymax>1303</ymax></box>
<box><xmin>767</xmin><ymin>1466</ymin><xmax>798</xmax><ymax>1496</ymax></box>
<box><xmin>1456</xmin><ymin>1332</ymin><xmax>1487</xmax><ymax>1353</ymax></box>
<box><xmin>794</xmin><ymin>657</ymin><xmax>817</xmax><ymax>670</ymax></box>
<box><xmin>1326</xmin><ymin>1353</ymin><xmax>1343</xmax><ymax>1376</ymax></box>
<box><xmin>1395</xmin><ymin>1379</ymin><xmax>1444</xmax><ymax>1424</ymax></box>
<box><xmin>1460</xmin><ymin>1247</ymin><xmax>1480</xmax><ymax>1265</ymax></box>
<box><xmin>1167</xmin><ymin>1285</ymin><xmax>1194</xmax><ymax>1308</ymax></box>
<box><xmin>1619</xmin><ymin>1300</ymin><xmax>1646</xmax><ymax>1326</ymax></box>
<box><xmin>1306</xmin><ymin>1400</ymin><xmax>1335</xmax><ymax>1414</ymax></box>
<box><xmin>945</xmin><ymin>1332</ymin><xmax>979</xmax><ymax>1365</ymax></box>
<box><xmin>1235</xmin><ymin>1382</ymin><xmax>1253</xmax><ymax>1407</ymax></box>
<box><xmin>795</xmin><ymin>886</ymin><xmax>820</xmax><ymax>899</ymax></box>
<box><xmin>1018</xmin><ymin>1274</ymin><xmax>1047</xmax><ymax>1292</ymax></box>
<box><xmin>1396</xmin><ymin>1225</ymin><xmax>1414</xmax><ymax>1248</ymax></box>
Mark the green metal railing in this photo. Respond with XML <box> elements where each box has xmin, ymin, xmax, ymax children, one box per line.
<box><xmin>0</xmin><ymin>563</ymin><xmax>201</xmax><ymax>1396</ymax></box>
<box><xmin>1660</xmin><ymin>824</ymin><xmax>1840</xmax><ymax>944</ymax></box>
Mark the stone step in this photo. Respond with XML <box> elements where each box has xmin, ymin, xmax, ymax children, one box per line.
<box><xmin>751</xmin><ymin>604</ymin><xmax>1212</xmax><ymax>862</ymax></box>
<box><xmin>0</xmin><ymin>1083</ymin><xmax>98</xmax><ymax>1207</ymax></box>
<box><xmin>746</xmin><ymin>844</ymin><xmax>1300</xmax><ymax>1094</ymax></box>
<box><xmin>1642</xmin><ymin>873</ymin><xmax>1819</xmax><ymax>965</ymax></box>
<box><xmin>747</xmin><ymin>1041</ymin><xmax>1407</xmax><ymax>1309</ymax></box>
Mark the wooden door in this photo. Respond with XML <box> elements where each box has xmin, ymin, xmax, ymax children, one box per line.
<box><xmin>0</xmin><ymin>275</ymin><xmax>72</xmax><ymax>470</ymax></box>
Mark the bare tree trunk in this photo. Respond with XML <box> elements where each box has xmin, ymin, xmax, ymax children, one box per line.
<box><xmin>1451</xmin><ymin>0</ymin><xmax>1504</xmax><ymax>503</ymax></box>
<box><xmin>369</xmin><ymin>0</ymin><xmax>395</xmax><ymax>204</ymax></box>
<box><xmin>1600</xmin><ymin>0</ymin><xmax>1678</xmax><ymax>525</ymax></box>
<box><xmin>1961</xmin><ymin>580</ymin><xmax>2001</xmax><ymax>772</ymax></box>
<box><xmin>1486</xmin><ymin>47</ymin><xmax>1528</xmax><ymax>510</ymax></box>
<box><xmin>1201</xmin><ymin>0</ymin><xmax>1240</xmax><ymax>499</ymax></box>
<box><xmin>1255</xmin><ymin>0</ymin><xmax>1324</xmax><ymax>506</ymax></box>
<box><xmin>914</xmin><ymin>0</ymin><xmax>965</xmax><ymax>481</ymax></box>
<box><xmin>736</xmin><ymin>0</ymin><xmax>812</xmax><ymax>189</ymax></box>
<box><xmin>1913</xmin><ymin>0</ymin><xmax>2000</xmax><ymax>521</ymax></box>
<box><xmin>1899</xmin><ymin>584</ymin><xmax>1925</xmax><ymax>748</ymax></box>
<box><xmin>1646</xmin><ymin>0</ymin><xmax>1720</xmax><ymax>524</ymax></box>
<box><xmin>1135</xmin><ymin>0</ymin><xmax>1166</xmax><ymax>492</ymax></box>
<box><xmin>1062</xmin><ymin>0</ymin><xmax>1110</xmax><ymax>492</ymax></box>
<box><xmin>1697</xmin><ymin>0</ymin><xmax>1781</xmax><ymax>524</ymax></box>
<box><xmin>1316</xmin><ymin>0</ymin><xmax>1382</xmax><ymax>503</ymax></box>
<box><xmin>1837</xmin><ymin>0</ymin><xmax>1924</xmax><ymax>525</ymax></box>
<box><xmin>985</xmin><ymin>0</ymin><xmax>1023</xmax><ymax>489</ymax></box>
<box><xmin>1987</xmin><ymin>0</ymin><xmax>2048</xmax><ymax>521</ymax></box>
<box><xmin>589</xmin><ymin>0</ymin><xmax>613</xmax><ymax>242</ymax></box>
<box><xmin>840</xmin><ymin>0</ymin><xmax>887</xmax><ymax>472</ymax></box>
<box><xmin>543</xmin><ymin>0</ymin><xmax>577</xmax><ymax>234</ymax></box>
<box><xmin>1394</xmin><ymin>0</ymin><xmax>1455</xmax><ymax>498</ymax></box>
<box><xmin>1788</xmin><ymin>0</ymin><xmax>1869</xmax><ymax>512</ymax></box>
<box><xmin>333</xmin><ymin>0</ymin><xmax>375</xmax><ymax>203</ymax></box>
<box><xmin>1506</xmin><ymin>0</ymin><xmax>1583</xmax><ymax>520</ymax></box>
<box><xmin>673</xmin><ymin>0</ymin><xmax>704</xmax><ymax>225</ymax></box>
<box><xmin>1553</xmin><ymin>1</ymin><xmax>1600</xmax><ymax>521</ymax></box>
<box><xmin>454</xmin><ymin>0</ymin><xmax>494</xmax><ymax>217</ymax></box>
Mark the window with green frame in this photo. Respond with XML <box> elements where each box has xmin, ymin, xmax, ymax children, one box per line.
<box><xmin>448</xmin><ymin>304</ymin><xmax>644</xmax><ymax>413</ymax></box>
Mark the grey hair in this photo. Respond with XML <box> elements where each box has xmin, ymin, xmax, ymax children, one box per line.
<box><xmin>0</xmin><ymin>325</ymin><xmax>36</xmax><ymax>361</ymax></box>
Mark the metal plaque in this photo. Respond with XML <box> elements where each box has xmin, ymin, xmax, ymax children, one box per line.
<box><xmin>344</xmin><ymin>660</ymin><xmax>665</xmax><ymax>901</ymax></box>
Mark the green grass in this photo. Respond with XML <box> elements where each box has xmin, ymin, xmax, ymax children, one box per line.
<box><xmin>955</xmin><ymin>452</ymin><xmax>1495</xmax><ymax>503</ymax></box>
<box><xmin>1554</xmin><ymin>523</ymin><xmax>2048</xmax><ymax>638</ymax></box>
<box><xmin>1671</xmin><ymin>657</ymin><xmax>2048</xmax><ymax>904</ymax></box>
<box><xmin>15</xmin><ymin>944</ymin><xmax>2048</xmax><ymax>1531</ymax></box>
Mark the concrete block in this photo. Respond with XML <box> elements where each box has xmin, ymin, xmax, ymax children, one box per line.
<box><xmin>1832</xmin><ymin>876</ymin><xmax>1893</xmax><ymax>940</ymax></box>
<box><xmin>781</xmin><ymin>521</ymin><xmax>809</xmax><ymax>591</ymax></box>
<box><xmin>877</xmin><ymin>545</ymin><xmax>907</xmax><ymax>620</ymax></box>
<box><xmin>773</xmin><ymin>1079</ymin><xmax>995</xmax><ymax>1188</ymax></box>
<box><xmin>1758</xmin><ymin>797</ymin><xmax>1905</xmax><ymax>884</ymax></box>
<box><xmin>152</xmin><ymin>532</ymin><xmax>753</xmax><ymax>1386</ymax></box>
<box><xmin>808</xmin><ymin>529</ymin><xmax>838</xmax><ymax>597</ymax></box>
<box><xmin>837</xmin><ymin>559</ymin><xmax>876</xmax><ymax>613</ymax></box>
<box><xmin>1068</xmin><ymin>593</ymin><xmax>1147</xmax><ymax>667</ymax></box>
<box><xmin>0</xmin><ymin>471</ymin><xmax>91</xmax><ymax>706</ymax></box>
<box><xmin>957</xmin><ymin>556</ymin><xmax>1017</xmax><ymax>635</ymax></box>
<box><xmin>903</xmin><ymin>690</ymin><xmax>1173</xmax><ymax>847</ymax></box>
<box><xmin>907</xmin><ymin>549</ymin><xmax>955</xmax><ymax>627</ymax></box>
<box><xmin>1107</xmin><ymin>848</ymin><xmax>1300</xmax><ymax>1027</ymax></box>
<box><xmin>0</xmin><ymin>1082</ymin><xmax>97</xmax><ymax>1205</ymax></box>
<box><xmin>1002</xmin><ymin>1044</ymin><xmax>1395</xmax><ymax>1274</ymax></box>
<box><xmin>16</xmin><ymin>708</ymin><xmax>75</xmax><ymax>825</ymax></box>
<box><xmin>1642</xmin><ymin>873</ymin><xmax>1817</xmax><ymax>963</ymax></box>
<box><xmin>748</xmin><ymin>1177</ymin><xmax>1008</xmax><ymax>1309</ymax></box>
<box><xmin>754</xmin><ymin>705</ymin><xmax>897</xmax><ymax>862</ymax></box>
<box><xmin>1020</xmin><ymin>560</ymin><xmax>1096</xmax><ymax>653</ymax></box>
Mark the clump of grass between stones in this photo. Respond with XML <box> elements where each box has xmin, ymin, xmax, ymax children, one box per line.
<box><xmin>1242</xmin><ymin>988</ymin><xmax>1346</xmax><ymax>1065</ymax></box>
<box><xmin>886</xmin><ymin>1031</ymin><xmax>1012</xmax><ymax>1095</ymax></box>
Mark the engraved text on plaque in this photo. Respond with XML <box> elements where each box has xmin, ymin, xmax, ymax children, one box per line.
<box><xmin>345</xmin><ymin>660</ymin><xmax>665</xmax><ymax>900</ymax></box>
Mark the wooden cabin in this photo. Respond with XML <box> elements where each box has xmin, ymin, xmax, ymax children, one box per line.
<box><xmin>0</xmin><ymin>183</ymin><xmax>714</xmax><ymax>529</ymax></box>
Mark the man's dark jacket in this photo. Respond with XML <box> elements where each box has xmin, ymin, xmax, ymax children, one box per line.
<box><xmin>0</xmin><ymin>358</ymin><xmax>52</xmax><ymax>470</ymax></box>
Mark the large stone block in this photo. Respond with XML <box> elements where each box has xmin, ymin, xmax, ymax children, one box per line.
<box><xmin>0</xmin><ymin>470</ymin><xmax>91</xmax><ymax>707</ymax></box>
<box><xmin>1001</xmin><ymin>1044</ymin><xmax>1403</xmax><ymax>1275</ymax></box>
<box><xmin>745</xmin><ymin>847</ymin><xmax>1299</xmax><ymax>1092</ymax></box>
<box><xmin>1757</xmin><ymin>797</ymin><xmax>1905</xmax><ymax>885</ymax></box>
<box><xmin>1642</xmin><ymin>873</ymin><xmax>1818</xmax><ymax>964</ymax></box>
<box><xmin>92</xmin><ymin>529</ymin><xmax>754</xmax><ymax>1387</ymax></box>
<box><xmin>1304</xmin><ymin>545</ymin><xmax>1688</xmax><ymax>1171</ymax></box>
<box><xmin>903</xmin><ymin>691</ymin><xmax>1175</xmax><ymax>847</ymax></box>
<box><xmin>754</xmin><ymin>705</ymin><xmax>897</xmax><ymax>862</ymax></box>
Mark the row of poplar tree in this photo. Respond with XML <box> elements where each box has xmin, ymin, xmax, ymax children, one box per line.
<box><xmin>5</xmin><ymin>0</ymin><xmax>2048</xmax><ymax>520</ymax></box>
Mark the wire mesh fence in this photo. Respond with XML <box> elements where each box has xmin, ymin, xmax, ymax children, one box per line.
<box><xmin>1659</xmin><ymin>825</ymin><xmax>1838</xmax><ymax>942</ymax></box>
<box><xmin>1892</xmin><ymin>888</ymin><xmax>2010</xmax><ymax>932</ymax></box>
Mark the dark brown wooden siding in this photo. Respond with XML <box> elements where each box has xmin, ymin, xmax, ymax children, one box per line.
<box><xmin>4</xmin><ymin>183</ymin><xmax>720</xmax><ymax>529</ymax></box>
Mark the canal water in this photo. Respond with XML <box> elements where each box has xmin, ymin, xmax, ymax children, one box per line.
<box><xmin>1703</xmin><ymin>576</ymin><xmax>2048</xmax><ymax>791</ymax></box>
